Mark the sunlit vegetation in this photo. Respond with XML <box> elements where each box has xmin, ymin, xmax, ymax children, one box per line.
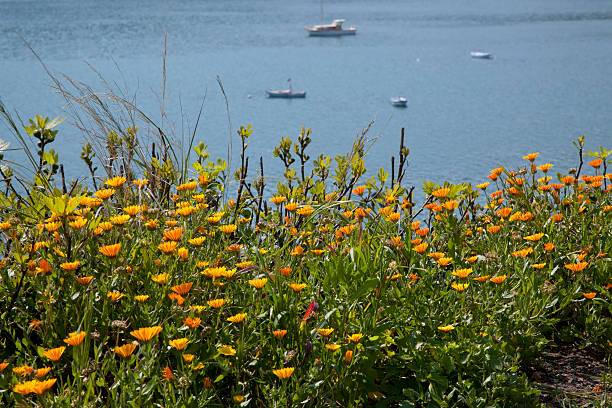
<box><xmin>0</xmin><ymin>104</ymin><xmax>610</xmax><ymax>406</ymax></box>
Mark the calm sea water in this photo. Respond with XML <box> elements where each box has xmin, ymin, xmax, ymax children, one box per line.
<box><xmin>1</xmin><ymin>0</ymin><xmax>611</xmax><ymax>194</ymax></box>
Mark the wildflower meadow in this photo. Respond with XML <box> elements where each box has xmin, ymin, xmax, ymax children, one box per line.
<box><xmin>0</xmin><ymin>103</ymin><xmax>610</xmax><ymax>407</ymax></box>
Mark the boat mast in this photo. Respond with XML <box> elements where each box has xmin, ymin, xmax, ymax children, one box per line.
<box><xmin>320</xmin><ymin>0</ymin><xmax>323</xmax><ymax>24</ymax></box>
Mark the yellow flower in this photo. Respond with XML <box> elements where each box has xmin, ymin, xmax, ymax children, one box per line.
<box><xmin>451</xmin><ymin>282</ymin><xmax>469</xmax><ymax>292</ymax></box>
<box><xmin>316</xmin><ymin>328</ymin><xmax>334</xmax><ymax>336</ymax></box>
<box><xmin>63</xmin><ymin>332</ymin><xmax>87</xmax><ymax>346</ymax></box>
<box><xmin>114</xmin><ymin>343</ymin><xmax>137</xmax><ymax>358</ymax></box>
<box><xmin>437</xmin><ymin>257</ymin><xmax>452</xmax><ymax>266</ymax></box>
<box><xmin>452</xmin><ymin>268</ymin><xmax>473</xmax><ymax>279</ymax></box>
<box><xmin>523</xmin><ymin>152</ymin><xmax>539</xmax><ymax>162</ymax></box>
<box><xmin>531</xmin><ymin>263</ymin><xmax>546</xmax><ymax>270</ymax></box>
<box><xmin>297</xmin><ymin>205</ymin><xmax>314</xmax><ymax>216</ymax></box>
<box><xmin>99</xmin><ymin>243</ymin><xmax>121</xmax><ymax>257</ymax></box>
<box><xmin>133</xmin><ymin>178</ymin><xmax>148</xmax><ymax>187</ymax></box>
<box><xmin>94</xmin><ymin>188</ymin><xmax>115</xmax><ymax>199</ymax></box>
<box><xmin>130</xmin><ymin>326</ymin><xmax>162</xmax><ymax>342</ymax></box>
<box><xmin>218</xmin><ymin>345</ymin><xmax>236</xmax><ymax>356</ymax></box>
<box><xmin>325</xmin><ymin>344</ymin><xmax>341</xmax><ymax>351</ymax></box>
<box><xmin>169</xmin><ymin>338</ymin><xmax>190</xmax><ymax>350</ymax></box>
<box><xmin>34</xmin><ymin>367</ymin><xmax>51</xmax><ymax>378</ymax></box>
<box><xmin>105</xmin><ymin>176</ymin><xmax>126</xmax><ymax>187</ymax></box>
<box><xmin>248</xmin><ymin>278</ymin><xmax>268</xmax><ymax>289</ymax></box>
<box><xmin>524</xmin><ymin>233</ymin><xmax>544</xmax><ymax>242</ymax></box>
<box><xmin>69</xmin><ymin>217</ymin><xmax>87</xmax><ymax>229</ymax></box>
<box><xmin>233</xmin><ymin>395</ymin><xmax>245</xmax><ymax>403</ymax></box>
<box><xmin>107</xmin><ymin>291</ymin><xmax>124</xmax><ymax>302</ymax></box>
<box><xmin>135</xmin><ymin>295</ymin><xmax>149</xmax><ymax>303</ymax></box>
<box><xmin>42</xmin><ymin>346</ymin><xmax>65</xmax><ymax>361</ymax></box>
<box><xmin>151</xmin><ymin>273</ymin><xmax>170</xmax><ymax>284</ymax></box>
<box><xmin>437</xmin><ymin>325</ymin><xmax>455</xmax><ymax>332</ymax></box>
<box><xmin>287</xmin><ymin>283</ymin><xmax>307</xmax><ymax>292</ymax></box>
<box><xmin>273</xmin><ymin>367</ymin><xmax>295</xmax><ymax>379</ymax></box>
<box><xmin>189</xmin><ymin>236</ymin><xmax>206</xmax><ymax>246</ymax></box>
<box><xmin>218</xmin><ymin>224</ymin><xmax>237</xmax><ymax>234</ymax></box>
<box><xmin>227</xmin><ymin>313</ymin><xmax>247</xmax><ymax>323</ymax></box>
<box><xmin>110</xmin><ymin>214</ymin><xmax>130</xmax><ymax>225</ymax></box>
<box><xmin>205</xmin><ymin>296</ymin><xmax>229</xmax><ymax>309</ymax></box>
<box><xmin>285</xmin><ymin>202</ymin><xmax>299</xmax><ymax>212</ymax></box>
<box><xmin>347</xmin><ymin>333</ymin><xmax>363</xmax><ymax>343</ymax></box>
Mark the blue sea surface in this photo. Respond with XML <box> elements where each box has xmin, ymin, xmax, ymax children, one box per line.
<box><xmin>1</xmin><ymin>0</ymin><xmax>611</xmax><ymax>193</ymax></box>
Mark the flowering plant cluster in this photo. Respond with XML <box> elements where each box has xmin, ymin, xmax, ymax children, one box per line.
<box><xmin>0</xmin><ymin>120</ymin><xmax>610</xmax><ymax>407</ymax></box>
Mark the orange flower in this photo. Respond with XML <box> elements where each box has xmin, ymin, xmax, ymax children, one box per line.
<box><xmin>162</xmin><ymin>366</ymin><xmax>174</xmax><ymax>381</ymax></box>
<box><xmin>431</xmin><ymin>188</ymin><xmax>450</xmax><ymax>198</ymax></box>
<box><xmin>63</xmin><ymin>332</ymin><xmax>87</xmax><ymax>346</ymax></box>
<box><xmin>523</xmin><ymin>152</ymin><xmax>539</xmax><ymax>162</ymax></box>
<box><xmin>13</xmin><ymin>378</ymin><xmax>57</xmax><ymax>395</ymax></box>
<box><xmin>76</xmin><ymin>276</ymin><xmax>93</xmax><ymax>285</ymax></box>
<box><xmin>512</xmin><ymin>248</ymin><xmax>533</xmax><ymax>258</ymax></box>
<box><xmin>114</xmin><ymin>343</ymin><xmax>137</xmax><ymax>358</ymax></box>
<box><xmin>99</xmin><ymin>243</ymin><xmax>121</xmax><ymax>257</ymax></box>
<box><xmin>164</xmin><ymin>227</ymin><xmax>183</xmax><ymax>241</ymax></box>
<box><xmin>110</xmin><ymin>214</ymin><xmax>130</xmax><ymax>225</ymax></box>
<box><xmin>437</xmin><ymin>257</ymin><xmax>452</xmax><ymax>266</ymax></box>
<box><xmin>183</xmin><ymin>317</ymin><xmax>201</xmax><ymax>328</ymax></box>
<box><xmin>34</xmin><ymin>367</ymin><xmax>51</xmax><ymax>378</ymax></box>
<box><xmin>487</xmin><ymin>225</ymin><xmax>501</xmax><ymax>234</ymax></box>
<box><xmin>270</xmin><ymin>196</ymin><xmax>286</xmax><ymax>205</ymax></box>
<box><xmin>490</xmin><ymin>275</ymin><xmax>507</xmax><ymax>284</ymax></box>
<box><xmin>42</xmin><ymin>346</ymin><xmax>65</xmax><ymax>361</ymax></box>
<box><xmin>582</xmin><ymin>292</ymin><xmax>596</xmax><ymax>299</ymax></box>
<box><xmin>352</xmin><ymin>185</ymin><xmax>366</xmax><ymax>195</ymax></box>
<box><xmin>588</xmin><ymin>158</ymin><xmax>602</xmax><ymax>168</ymax></box>
<box><xmin>273</xmin><ymin>367</ymin><xmax>295</xmax><ymax>379</ymax></box>
<box><xmin>416</xmin><ymin>228</ymin><xmax>429</xmax><ymax>237</ymax></box>
<box><xmin>171</xmin><ymin>282</ymin><xmax>193</xmax><ymax>296</ymax></box>
<box><xmin>287</xmin><ymin>283</ymin><xmax>307</xmax><ymax>292</ymax></box>
<box><xmin>60</xmin><ymin>261</ymin><xmax>80</xmax><ymax>271</ymax></box>
<box><xmin>280</xmin><ymin>267</ymin><xmax>292</xmax><ymax>276</ymax></box>
<box><xmin>135</xmin><ymin>295</ymin><xmax>149</xmax><ymax>303</ymax></box>
<box><xmin>158</xmin><ymin>241</ymin><xmax>178</xmax><ymax>253</ymax></box>
<box><xmin>291</xmin><ymin>246</ymin><xmax>304</xmax><ymax>256</ymax></box>
<box><xmin>564</xmin><ymin>262</ymin><xmax>588</xmax><ymax>272</ymax></box>
<box><xmin>130</xmin><ymin>326</ymin><xmax>163</xmax><ymax>342</ymax></box>
<box><xmin>472</xmin><ymin>275</ymin><xmax>490</xmax><ymax>283</ymax></box>
<box><xmin>272</xmin><ymin>330</ymin><xmax>288</xmax><ymax>339</ymax></box>
<box><xmin>476</xmin><ymin>182</ymin><xmax>490</xmax><ymax>189</ymax></box>
<box><xmin>544</xmin><ymin>242</ymin><xmax>555</xmax><ymax>252</ymax></box>
<box><xmin>344</xmin><ymin>350</ymin><xmax>353</xmax><ymax>363</ymax></box>
<box><xmin>413</xmin><ymin>243</ymin><xmax>428</xmax><ymax>253</ymax></box>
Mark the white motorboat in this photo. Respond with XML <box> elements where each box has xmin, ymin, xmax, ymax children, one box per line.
<box><xmin>265</xmin><ymin>89</ymin><xmax>306</xmax><ymax>98</ymax></box>
<box><xmin>305</xmin><ymin>0</ymin><xmax>356</xmax><ymax>36</ymax></box>
<box><xmin>305</xmin><ymin>19</ymin><xmax>357</xmax><ymax>36</ymax></box>
<box><xmin>391</xmin><ymin>97</ymin><xmax>407</xmax><ymax>107</ymax></box>
<box><xmin>470</xmin><ymin>51</ymin><xmax>492</xmax><ymax>59</ymax></box>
